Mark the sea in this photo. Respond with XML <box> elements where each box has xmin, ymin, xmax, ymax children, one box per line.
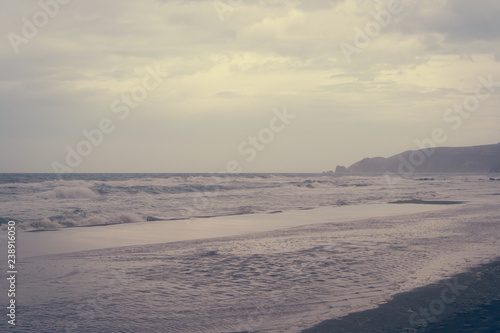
<box><xmin>0</xmin><ymin>173</ymin><xmax>499</xmax><ymax>332</ymax></box>
<box><xmin>1</xmin><ymin>172</ymin><xmax>497</xmax><ymax>231</ymax></box>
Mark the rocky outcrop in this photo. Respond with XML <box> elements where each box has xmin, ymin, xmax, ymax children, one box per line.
<box><xmin>334</xmin><ymin>165</ymin><xmax>347</xmax><ymax>173</ymax></box>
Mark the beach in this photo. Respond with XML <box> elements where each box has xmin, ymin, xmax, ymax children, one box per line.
<box><xmin>2</xmin><ymin>198</ymin><xmax>499</xmax><ymax>332</ymax></box>
<box><xmin>3</xmin><ymin>0</ymin><xmax>500</xmax><ymax>331</ymax></box>
<box><xmin>302</xmin><ymin>258</ymin><xmax>500</xmax><ymax>332</ymax></box>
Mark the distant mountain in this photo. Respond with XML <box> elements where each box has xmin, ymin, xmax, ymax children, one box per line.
<box><xmin>335</xmin><ymin>143</ymin><xmax>500</xmax><ymax>175</ymax></box>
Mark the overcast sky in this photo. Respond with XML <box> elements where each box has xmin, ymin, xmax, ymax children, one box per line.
<box><xmin>1</xmin><ymin>0</ymin><xmax>500</xmax><ymax>173</ymax></box>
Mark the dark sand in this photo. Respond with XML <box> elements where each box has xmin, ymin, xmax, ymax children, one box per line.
<box><xmin>389</xmin><ymin>199</ymin><xmax>466</xmax><ymax>205</ymax></box>
<box><xmin>302</xmin><ymin>258</ymin><xmax>500</xmax><ymax>333</ymax></box>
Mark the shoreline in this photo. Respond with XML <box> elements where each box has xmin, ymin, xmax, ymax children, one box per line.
<box><xmin>17</xmin><ymin>202</ymin><xmax>448</xmax><ymax>258</ymax></box>
<box><xmin>301</xmin><ymin>258</ymin><xmax>500</xmax><ymax>333</ymax></box>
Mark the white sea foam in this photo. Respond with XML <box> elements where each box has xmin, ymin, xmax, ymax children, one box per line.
<box><xmin>22</xmin><ymin>213</ymin><xmax>144</xmax><ymax>230</ymax></box>
<box><xmin>24</xmin><ymin>218</ymin><xmax>63</xmax><ymax>230</ymax></box>
<box><xmin>107</xmin><ymin>213</ymin><xmax>145</xmax><ymax>224</ymax></box>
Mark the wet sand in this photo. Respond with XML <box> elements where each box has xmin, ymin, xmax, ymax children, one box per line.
<box><xmin>302</xmin><ymin>258</ymin><xmax>500</xmax><ymax>333</ymax></box>
<box><xmin>389</xmin><ymin>199</ymin><xmax>466</xmax><ymax>205</ymax></box>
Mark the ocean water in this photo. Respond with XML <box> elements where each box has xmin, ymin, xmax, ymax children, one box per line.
<box><xmin>1</xmin><ymin>173</ymin><xmax>498</xmax><ymax>231</ymax></box>
<box><xmin>1</xmin><ymin>173</ymin><xmax>500</xmax><ymax>332</ymax></box>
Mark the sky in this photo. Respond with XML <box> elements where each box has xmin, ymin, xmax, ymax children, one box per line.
<box><xmin>1</xmin><ymin>0</ymin><xmax>500</xmax><ymax>173</ymax></box>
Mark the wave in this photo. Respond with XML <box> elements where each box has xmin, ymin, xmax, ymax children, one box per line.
<box><xmin>38</xmin><ymin>187</ymin><xmax>98</xmax><ymax>199</ymax></box>
<box><xmin>3</xmin><ymin>213</ymin><xmax>146</xmax><ymax>231</ymax></box>
<box><xmin>24</xmin><ymin>218</ymin><xmax>63</xmax><ymax>229</ymax></box>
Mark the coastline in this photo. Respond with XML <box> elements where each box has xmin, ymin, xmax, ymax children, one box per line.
<box><xmin>301</xmin><ymin>258</ymin><xmax>500</xmax><ymax>332</ymax></box>
<box><xmin>5</xmin><ymin>200</ymin><xmax>499</xmax><ymax>332</ymax></box>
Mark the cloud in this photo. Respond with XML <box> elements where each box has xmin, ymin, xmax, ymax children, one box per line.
<box><xmin>1</xmin><ymin>0</ymin><xmax>500</xmax><ymax>172</ymax></box>
<box><xmin>391</xmin><ymin>1</ymin><xmax>500</xmax><ymax>52</ymax></box>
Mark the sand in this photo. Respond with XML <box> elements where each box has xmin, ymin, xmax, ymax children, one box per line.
<box><xmin>301</xmin><ymin>258</ymin><xmax>500</xmax><ymax>332</ymax></box>
<box><xmin>389</xmin><ymin>199</ymin><xmax>466</xmax><ymax>205</ymax></box>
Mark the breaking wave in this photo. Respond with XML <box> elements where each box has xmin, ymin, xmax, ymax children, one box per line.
<box><xmin>38</xmin><ymin>187</ymin><xmax>98</xmax><ymax>199</ymax></box>
<box><xmin>3</xmin><ymin>213</ymin><xmax>146</xmax><ymax>231</ymax></box>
